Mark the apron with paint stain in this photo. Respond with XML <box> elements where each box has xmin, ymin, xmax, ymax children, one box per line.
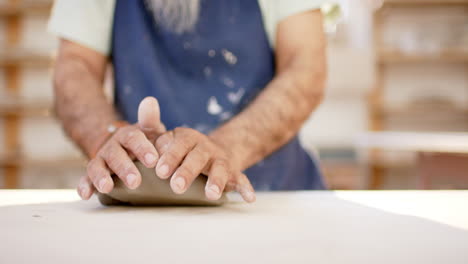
<box><xmin>111</xmin><ymin>0</ymin><xmax>325</xmax><ymax>190</ymax></box>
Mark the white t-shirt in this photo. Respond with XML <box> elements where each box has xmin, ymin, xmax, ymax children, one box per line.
<box><xmin>48</xmin><ymin>0</ymin><xmax>324</xmax><ymax>55</ymax></box>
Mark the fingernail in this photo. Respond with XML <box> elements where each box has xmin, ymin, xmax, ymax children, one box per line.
<box><xmin>206</xmin><ymin>184</ymin><xmax>221</xmax><ymax>200</ymax></box>
<box><xmin>157</xmin><ymin>164</ymin><xmax>169</xmax><ymax>178</ymax></box>
<box><xmin>145</xmin><ymin>153</ymin><xmax>157</xmax><ymax>166</ymax></box>
<box><xmin>127</xmin><ymin>174</ymin><xmax>138</xmax><ymax>189</ymax></box>
<box><xmin>172</xmin><ymin>177</ymin><xmax>186</xmax><ymax>194</ymax></box>
<box><xmin>98</xmin><ymin>178</ymin><xmax>108</xmax><ymax>192</ymax></box>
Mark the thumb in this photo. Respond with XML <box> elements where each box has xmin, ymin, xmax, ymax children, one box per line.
<box><xmin>138</xmin><ymin>96</ymin><xmax>166</xmax><ymax>142</ymax></box>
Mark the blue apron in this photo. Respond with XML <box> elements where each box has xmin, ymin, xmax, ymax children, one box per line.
<box><xmin>111</xmin><ymin>0</ymin><xmax>325</xmax><ymax>190</ymax></box>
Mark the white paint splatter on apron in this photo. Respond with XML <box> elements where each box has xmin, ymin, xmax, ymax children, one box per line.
<box><xmin>208</xmin><ymin>49</ymin><xmax>216</xmax><ymax>57</ymax></box>
<box><xmin>221</xmin><ymin>76</ymin><xmax>235</xmax><ymax>88</ymax></box>
<box><xmin>124</xmin><ymin>85</ymin><xmax>132</xmax><ymax>95</ymax></box>
<box><xmin>207</xmin><ymin>96</ymin><xmax>223</xmax><ymax>115</ymax></box>
<box><xmin>219</xmin><ymin>111</ymin><xmax>232</xmax><ymax>121</ymax></box>
<box><xmin>183</xmin><ymin>42</ymin><xmax>192</xmax><ymax>49</ymax></box>
<box><xmin>194</xmin><ymin>123</ymin><xmax>211</xmax><ymax>134</ymax></box>
<box><xmin>203</xmin><ymin>66</ymin><xmax>212</xmax><ymax>77</ymax></box>
<box><xmin>227</xmin><ymin>88</ymin><xmax>245</xmax><ymax>104</ymax></box>
<box><xmin>221</xmin><ymin>49</ymin><xmax>237</xmax><ymax>65</ymax></box>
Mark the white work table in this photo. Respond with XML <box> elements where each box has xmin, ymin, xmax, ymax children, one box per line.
<box><xmin>1</xmin><ymin>190</ymin><xmax>467</xmax><ymax>264</ymax></box>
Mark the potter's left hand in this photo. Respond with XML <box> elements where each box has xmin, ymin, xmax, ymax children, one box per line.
<box><xmin>154</xmin><ymin>127</ymin><xmax>256</xmax><ymax>203</ymax></box>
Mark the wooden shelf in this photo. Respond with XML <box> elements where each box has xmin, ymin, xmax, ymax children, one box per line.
<box><xmin>0</xmin><ymin>100</ymin><xmax>52</xmax><ymax>117</ymax></box>
<box><xmin>373</xmin><ymin>105</ymin><xmax>468</xmax><ymax>117</ymax></box>
<box><xmin>378</xmin><ymin>50</ymin><xmax>468</xmax><ymax>64</ymax></box>
<box><xmin>0</xmin><ymin>1</ymin><xmax>52</xmax><ymax>17</ymax></box>
<box><xmin>0</xmin><ymin>154</ymin><xmax>86</xmax><ymax>168</ymax></box>
<box><xmin>384</xmin><ymin>0</ymin><xmax>468</xmax><ymax>6</ymax></box>
<box><xmin>0</xmin><ymin>49</ymin><xmax>51</xmax><ymax>67</ymax></box>
<box><xmin>1</xmin><ymin>0</ymin><xmax>55</xmax><ymax>188</ymax></box>
<box><xmin>365</xmin><ymin>158</ymin><xmax>414</xmax><ymax>169</ymax></box>
<box><xmin>369</xmin><ymin>0</ymin><xmax>468</xmax><ymax>189</ymax></box>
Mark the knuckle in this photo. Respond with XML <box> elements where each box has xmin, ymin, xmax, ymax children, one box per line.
<box><xmin>107</xmin><ymin>157</ymin><xmax>126</xmax><ymax>172</ymax></box>
<box><xmin>96</xmin><ymin>146</ymin><xmax>108</xmax><ymax>159</ymax></box>
<box><xmin>99</xmin><ymin>140</ymin><xmax>117</xmax><ymax>158</ymax></box>
<box><xmin>166</xmin><ymin>141</ymin><xmax>188</xmax><ymax>158</ymax></box>
<box><xmin>211</xmin><ymin>158</ymin><xmax>232</xmax><ymax>178</ymax></box>
<box><xmin>190</xmin><ymin>147</ymin><xmax>210</xmax><ymax>164</ymax></box>
<box><xmin>156</xmin><ymin>134</ymin><xmax>167</xmax><ymax>144</ymax></box>
<box><xmin>200</xmin><ymin>140</ymin><xmax>214</xmax><ymax>152</ymax></box>
<box><xmin>86</xmin><ymin>160</ymin><xmax>96</xmax><ymax>175</ymax></box>
<box><xmin>163</xmin><ymin>151</ymin><xmax>180</xmax><ymax>165</ymax></box>
<box><xmin>104</xmin><ymin>153</ymin><xmax>118</xmax><ymax>168</ymax></box>
<box><xmin>213</xmin><ymin>158</ymin><xmax>233</xmax><ymax>179</ymax></box>
<box><xmin>236</xmin><ymin>173</ymin><xmax>247</xmax><ymax>183</ymax></box>
<box><xmin>86</xmin><ymin>160</ymin><xmax>104</xmax><ymax>181</ymax></box>
<box><xmin>132</xmin><ymin>140</ymin><xmax>149</xmax><ymax>155</ymax></box>
<box><xmin>213</xmin><ymin>158</ymin><xmax>229</xmax><ymax>169</ymax></box>
<box><xmin>87</xmin><ymin>159</ymin><xmax>99</xmax><ymax>171</ymax></box>
<box><xmin>156</xmin><ymin>132</ymin><xmax>173</xmax><ymax>148</ymax></box>
<box><xmin>175</xmin><ymin>127</ymin><xmax>199</xmax><ymax>137</ymax></box>
<box><xmin>133</xmin><ymin>146</ymin><xmax>147</xmax><ymax>157</ymax></box>
<box><xmin>115</xmin><ymin>125</ymin><xmax>132</xmax><ymax>137</ymax></box>
<box><xmin>177</xmin><ymin>166</ymin><xmax>194</xmax><ymax>179</ymax></box>
<box><xmin>177</xmin><ymin>139</ymin><xmax>192</xmax><ymax>153</ymax></box>
<box><xmin>121</xmin><ymin>131</ymin><xmax>137</xmax><ymax>146</ymax></box>
<box><xmin>174</xmin><ymin>127</ymin><xmax>188</xmax><ymax>134</ymax></box>
<box><xmin>102</xmin><ymin>148</ymin><xmax>117</xmax><ymax>162</ymax></box>
<box><xmin>114</xmin><ymin>163</ymin><xmax>133</xmax><ymax>176</ymax></box>
<box><xmin>237</xmin><ymin>173</ymin><xmax>253</xmax><ymax>189</ymax></box>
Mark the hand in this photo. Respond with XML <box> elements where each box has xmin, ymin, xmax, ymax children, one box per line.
<box><xmin>154</xmin><ymin>127</ymin><xmax>256</xmax><ymax>203</ymax></box>
<box><xmin>78</xmin><ymin>97</ymin><xmax>166</xmax><ymax>199</ymax></box>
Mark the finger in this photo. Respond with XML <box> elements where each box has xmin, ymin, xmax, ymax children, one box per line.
<box><xmin>77</xmin><ymin>175</ymin><xmax>95</xmax><ymax>200</ymax></box>
<box><xmin>101</xmin><ymin>143</ymin><xmax>142</xmax><ymax>190</ymax></box>
<box><xmin>117</xmin><ymin>126</ymin><xmax>158</xmax><ymax>168</ymax></box>
<box><xmin>86</xmin><ymin>157</ymin><xmax>114</xmax><ymax>194</ymax></box>
<box><xmin>204</xmin><ymin>158</ymin><xmax>230</xmax><ymax>201</ymax></box>
<box><xmin>138</xmin><ymin>96</ymin><xmax>166</xmax><ymax>142</ymax></box>
<box><xmin>235</xmin><ymin>173</ymin><xmax>256</xmax><ymax>203</ymax></box>
<box><xmin>170</xmin><ymin>144</ymin><xmax>210</xmax><ymax>194</ymax></box>
<box><xmin>154</xmin><ymin>131</ymin><xmax>174</xmax><ymax>157</ymax></box>
<box><xmin>156</xmin><ymin>130</ymin><xmax>197</xmax><ymax>179</ymax></box>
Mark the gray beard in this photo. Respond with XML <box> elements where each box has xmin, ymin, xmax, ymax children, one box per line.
<box><xmin>146</xmin><ymin>0</ymin><xmax>201</xmax><ymax>34</ymax></box>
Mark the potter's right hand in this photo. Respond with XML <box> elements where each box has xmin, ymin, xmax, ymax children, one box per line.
<box><xmin>77</xmin><ymin>97</ymin><xmax>166</xmax><ymax>200</ymax></box>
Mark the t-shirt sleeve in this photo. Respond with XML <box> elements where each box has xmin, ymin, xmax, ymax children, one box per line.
<box><xmin>258</xmin><ymin>0</ymin><xmax>326</xmax><ymax>48</ymax></box>
<box><xmin>47</xmin><ymin>0</ymin><xmax>116</xmax><ymax>55</ymax></box>
<box><xmin>275</xmin><ymin>0</ymin><xmax>325</xmax><ymax>22</ymax></box>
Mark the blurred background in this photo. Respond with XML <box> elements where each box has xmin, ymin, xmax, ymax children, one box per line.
<box><xmin>0</xmin><ymin>0</ymin><xmax>467</xmax><ymax>190</ymax></box>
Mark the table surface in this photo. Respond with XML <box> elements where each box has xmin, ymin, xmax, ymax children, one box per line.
<box><xmin>355</xmin><ymin>131</ymin><xmax>468</xmax><ymax>153</ymax></box>
<box><xmin>1</xmin><ymin>190</ymin><xmax>468</xmax><ymax>264</ymax></box>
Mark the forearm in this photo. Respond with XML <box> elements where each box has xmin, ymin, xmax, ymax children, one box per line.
<box><xmin>53</xmin><ymin>55</ymin><xmax>118</xmax><ymax>158</ymax></box>
<box><xmin>210</xmin><ymin>63</ymin><xmax>326</xmax><ymax>171</ymax></box>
